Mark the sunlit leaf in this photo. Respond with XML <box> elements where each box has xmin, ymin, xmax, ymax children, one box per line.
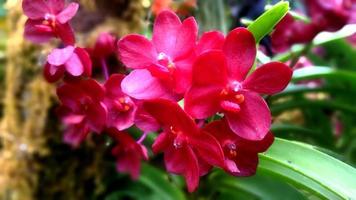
<box><xmin>259</xmin><ymin>138</ymin><xmax>356</xmax><ymax>199</ymax></box>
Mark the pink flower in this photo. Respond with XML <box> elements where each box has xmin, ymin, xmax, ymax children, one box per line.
<box><xmin>44</xmin><ymin>46</ymin><xmax>92</xmax><ymax>82</ymax></box>
<box><xmin>306</xmin><ymin>0</ymin><xmax>352</xmax><ymax>32</ymax></box>
<box><xmin>118</xmin><ymin>10</ymin><xmax>198</xmax><ymax>100</ymax></box>
<box><xmin>185</xmin><ymin>28</ymin><xmax>292</xmax><ymax>141</ymax></box>
<box><xmin>93</xmin><ymin>32</ymin><xmax>117</xmax><ymax>59</ymax></box>
<box><xmin>272</xmin><ymin>0</ymin><xmax>353</xmax><ymax>52</ymax></box>
<box><xmin>108</xmin><ymin>128</ymin><xmax>148</xmax><ymax>179</ymax></box>
<box><xmin>271</xmin><ymin>14</ymin><xmax>319</xmax><ymax>53</ymax></box>
<box><xmin>22</xmin><ymin>0</ymin><xmax>79</xmax><ymax>45</ymax></box>
<box><xmin>203</xmin><ymin>120</ymin><xmax>274</xmax><ymax>176</ymax></box>
<box><xmin>104</xmin><ymin>74</ymin><xmax>137</xmax><ymax>131</ymax></box>
<box><xmin>144</xmin><ymin>99</ymin><xmax>225</xmax><ymax>192</ymax></box>
<box><xmin>134</xmin><ymin>101</ymin><xmax>160</xmax><ymax>133</ymax></box>
<box><xmin>57</xmin><ymin>79</ymin><xmax>107</xmax><ymax>147</ymax></box>
<box><xmin>88</xmin><ymin>32</ymin><xmax>118</xmax><ymax>80</ymax></box>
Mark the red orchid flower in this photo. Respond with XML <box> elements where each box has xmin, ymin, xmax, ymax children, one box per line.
<box><xmin>107</xmin><ymin>128</ymin><xmax>148</xmax><ymax>179</ymax></box>
<box><xmin>144</xmin><ymin>99</ymin><xmax>225</xmax><ymax>192</ymax></box>
<box><xmin>185</xmin><ymin>28</ymin><xmax>292</xmax><ymax>141</ymax></box>
<box><xmin>134</xmin><ymin>101</ymin><xmax>160</xmax><ymax>133</ymax></box>
<box><xmin>93</xmin><ymin>32</ymin><xmax>117</xmax><ymax>59</ymax></box>
<box><xmin>196</xmin><ymin>30</ymin><xmax>225</xmax><ymax>55</ymax></box>
<box><xmin>203</xmin><ymin>120</ymin><xmax>274</xmax><ymax>176</ymax></box>
<box><xmin>22</xmin><ymin>0</ymin><xmax>78</xmax><ymax>45</ymax></box>
<box><xmin>104</xmin><ymin>74</ymin><xmax>137</xmax><ymax>131</ymax></box>
<box><xmin>44</xmin><ymin>46</ymin><xmax>92</xmax><ymax>82</ymax></box>
<box><xmin>118</xmin><ymin>10</ymin><xmax>197</xmax><ymax>100</ymax></box>
<box><xmin>57</xmin><ymin>79</ymin><xmax>107</xmax><ymax>147</ymax></box>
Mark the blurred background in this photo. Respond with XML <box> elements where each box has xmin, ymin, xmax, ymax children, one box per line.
<box><xmin>0</xmin><ymin>0</ymin><xmax>355</xmax><ymax>199</ymax></box>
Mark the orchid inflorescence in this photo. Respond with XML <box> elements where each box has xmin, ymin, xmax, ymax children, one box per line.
<box><xmin>22</xmin><ymin>0</ymin><xmax>292</xmax><ymax>192</ymax></box>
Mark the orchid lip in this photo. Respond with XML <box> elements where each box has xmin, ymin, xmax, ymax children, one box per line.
<box><xmin>113</xmin><ymin>97</ymin><xmax>132</xmax><ymax>112</ymax></box>
<box><xmin>157</xmin><ymin>52</ymin><xmax>175</xmax><ymax>70</ymax></box>
<box><xmin>220</xmin><ymin>100</ymin><xmax>241</xmax><ymax>113</ymax></box>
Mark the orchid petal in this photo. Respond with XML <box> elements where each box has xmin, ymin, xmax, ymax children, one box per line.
<box><xmin>225</xmin><ymin>91</ymin><xmax>271</xmax><ymax>141</ymax></box>
<box><xmin>196</xmin><ymin>31</ymin><xmax>225</xmax><ymax>55</ymax></box>
<box><xmin>118</xmin><ymin>34</ymin><xmax>157</xmax><ymax>69</ymax></box>
<box><xmin>121</xmin><ymin>69</ymin><xmax>175</xmax><ymax>100</ymax></box>
<box><xmin>223</xmin><ymin>28</ymin><xmax>256</xmax><ymax>81</ymax></box>
<box><xmin>152</xmin><ymin>10</ymin><xmax>181</xmax><ymax>55</ymax></box>
<box><xmin>22</xmin><ymin>0</ymin><xmax>48</xmax><ymax>19</ymax></box>
<box><xmin>243</xmin><ymin>62</ymin><xmax>292</xmax><ymax>95</ymax></box>
<box><xmin>48</xmin><ymin>46</ymin><xmax>75</xmax><ymax>66</ymax></box>
<box><xmin>24</xmin><ymin>19</ymin><xmax>54</xmax><ymax>44</ymax></box>
<box><xmin>56</xmin><ymin>3</ymin><xmax>79</xmax><ymax>24</ymax></box>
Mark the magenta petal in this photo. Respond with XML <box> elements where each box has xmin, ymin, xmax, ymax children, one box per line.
<box><xmin>243</xmin><ymin>62</ymin><xmax>292</xmax><ymax>95</ymax></box>
<box><xmin>55</xmin><ymin>23</ymin><xmax>76</xmax><ymax>45</ymax></box>
<box><xmin>80</xmin><ymin>79</ymin><xmax>106</xmax><ymax>101</ymax></box>
<box><xmin>152</xmin><ymin>131</ymin><xmax>172</xmax><ymax>153</ymax></box>
<box><xmin>75</xmin><ymin>48</ymin><xmax>92</xmax><ymax>77</ymax></box>
<box><xmin>225</xmin><ymin>91</ymin><xmax>271</xmax><ymax>141</ymax></box>
<box><xmin>43</xmin><ymin>63</ymin><xmax>65</xmax><ymax>82</ymax></box>
<box><xmin>172</xmin><ymin>17</ymin><xmax>198</xmax><ymax>59</ymax></box>
<box><xmin>164</xmin><ymin>146</ymin><xmax>200</xmax><ymax>193</ymax></box>
<box><xmin>143</xmin><ymin>99</ymin><xmax>198</xmax><ymax>136</ymax></box>
<box><xmin>47</xmin><ymin>0</ymin><xmax>65</xmax><ymax>14</ymax></box>
<box><xmin>106</xmin><ymin>99</ymin><xmax>136</xmax><ymax>131</ymax></box>
<box><xmin>63</xmin><ymin>122</ymin><xmax>89</xmax><ymax>147</ymax></box>
<box><xmin>173</xmin><ymin>58</ymin><xmax>194</xmax><ymax>94</ymax></box>
<box><xmin>48</xmin><ymin>46</ymin><xmax>74</xmax><ymax>66</ymax></box>
<box><xmin>134</xmin><ymin>103</ymin><xmax>160</xmax><ymax>133</ymax></box>
<box><xmin>231</xmin><ymin>151</ymin><xmax>259</xmax><ymax>177</ymax></box>
<box><xmin>56</xmin><ymin>3</ymin><xmax>79</xmax><ymax>24</ymax></box>
<box><xmin>121</xmin><ymin>69</ymin><xmax>175</xmax><ymax>100</ymax></box>
<box><xmin>24</xmin><ymin>19</ymin><xmax>55</xmax><ymax>44</ymax></box>
<box><xmin>190</xmin><ymin>132</ymin><xmax>225</xmax><ymax>168</ymax></box>
<box><xmin>223</xmin><ymin>28</ymin><xmax>256</xmax><ymax>81</ymax></box>
<box><xmin>196</xmin><ymin>31</ymin><xmax>225</xmax><ymax>55</ymax></box>
<box><xmin>65</xmin><ymin>51</ymin><xmax>84</xmax><ymax>76</ymax></box>
<box><xmin>86</xmin><ymin>102</ymin><xmax>107</xmax><ymax>133</ymax></box>
<box><xmin>118</xmin><ymin>34</ymin><xmax>157</xmax><ymax>69</ymax></box>
<box><xmin>115</xmin><ymin>149</ymin><xmax>142</xmax><ymax>179</ymax></box>
<box><xmin>104</xmin><ymin>74</ymin><xmax>125</xmax><ymax>97</ymax></box>
<box><xmin>62</xmin><ymin>114</ymin><xmax>85</xmax><ymax>124</ymax></box>
<box><xmin>191</xmin><ymin>50</ymin><xmax>228</xmax><ymax>86</ymax></box>
<box><xmin>22</xmin><ymin>0</ymin><xmax>48</xmax><ymax>19</ymax></box>
<box><xmin>185</xmin><ymin>85</ymin><xmax>222</xmax><ymax>119</ymax></box>
<box><xmin>152</xmin><ymin>10</ymin><xmax>181</xmax><ymax>55</ymax></box>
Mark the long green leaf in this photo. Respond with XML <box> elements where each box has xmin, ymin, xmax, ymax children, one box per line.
<box><xmin>293</xmin><ymin>66</ymin><xmax>356</xmax><ymax>85</ymax></box>
<box><xmin>138</xmin><ymin>163</ymin><xmax>186</xmax><ymax>200</ymax></box>
<box><xmin>259</xmin><ymin>138</ymin><xmax>356</xmax><ymax>199</ymax></box>
<box><xmin>247</xmin><ymin>1</ymin><xmax>289</xmax><ymax>43</ymax></box>
<box><xmin>209</xmin><ymin>170</ymin><xmax>306</xmax><ymax>200</ymax></box>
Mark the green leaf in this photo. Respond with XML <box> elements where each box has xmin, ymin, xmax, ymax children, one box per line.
<box><xmin>292</xmin><ymin>66</ymin><xmax>356</xmax><ymax>85</ymax></box>
<box><xmin>138</xmin><ymin>163</ymin><xmax>186</xmax><ymax>200</ymax></box>
<box><xmin>247</xmin><ymin>1</ymin><xmax>289</xmax><ymax>43</ymax></box>
<box><xmin>209</xmin><ymin>170</ymin><xmax>306</xmax><ymax>200</ymax></box>
<box><xmin>259</xmin><ymin>138</ymin><xmax>356</xmax><ymax>199</ymax></box>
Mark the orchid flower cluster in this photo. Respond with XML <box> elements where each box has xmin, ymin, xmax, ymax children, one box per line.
<box><xmin>271</xmin><ymin>0</ymin><xmax>355</xmax><ymax>52</ymax></box>
<box><xmin>22</xmin><ymin>0</ymin><xmax>292</xmax><ymax>192</ymax></box>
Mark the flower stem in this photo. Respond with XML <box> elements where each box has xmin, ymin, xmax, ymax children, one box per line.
<box><xmin>137</xmin><ymin>132</ymin><xmax>148</xmax><ymax>144</ymax></box>
<box><xmin>101</xmin><ymin>58</ymin><xmax>109</xmax><ymax>80</ymax></box>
